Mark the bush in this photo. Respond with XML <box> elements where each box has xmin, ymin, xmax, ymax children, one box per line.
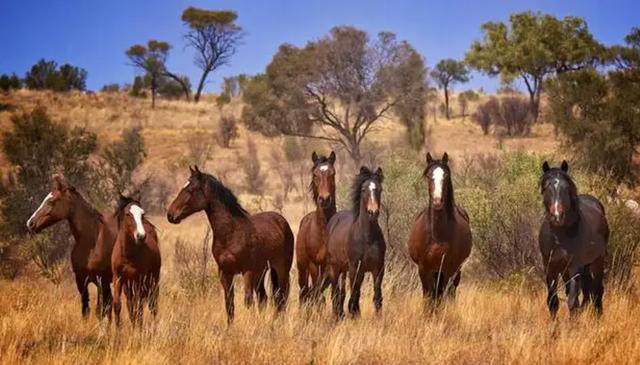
<box><xmin>239</xmin><ymin>138</ymin><xmax>265</xmax><ymax>195</ymax></box>
<box><xmin>216</xmin><ymin>115</ymin><xmax>239</xmax><ymax>148</ymax></box>
<box><xmin>185</xmin><ymin>129</ymin><xmax>215</xmax><ymax>168</ymax></box>
<box><xmin>0</xmin><ymin>73</ymin><xmax>21</xmax><ymax>91</ymax></box>
<box><xmin>24</xmin><ymin>59</ymin><xmax>87</xmax><ymax>91</ymax></box>
<box><xmin>472</xmin><ymin>97</ymin><xmax>533</xmax><ymax>136</ymax></box>
<box><xmin>101</xmin><ymin>83</ymin><xmax>120</xmax><ymax>93</ymax></box>
<box><xmin>173</xmin><ymin>229</ymin><xmax>217</xmax><ymax>297</ymax></box>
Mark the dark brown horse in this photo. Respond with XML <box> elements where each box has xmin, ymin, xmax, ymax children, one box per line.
<box><xmin>409</xmin><ymin>153</ymin><xmax>472</xmax><ymax>304</ymax></box>
<box><xmin>539</xmin><ymin>161</ymin><xmax>608</xmax><ymax>318</ymax></box>
<box><xmin>112</xmin><ymin>195</ymin><xmax>161</xmax><ymax>327</ymax></box>
<box><xmin>296</xmin><ymin>151</ymin><xmax>336</xmax><ymax>304</ymax></box>
<box><xmin>26</xmin><ymin>174</ymin><xmax>116</xmax><ymax>319</ymax></box>
<box><xmin>325</xmin><ymin>166</ymin><xmax>385</xmax><ymax>319</ymax></box>
<box><xmin>167</xmin><ymin>166</ymin><xmax>294</xmax><ymax>322</ymax></box>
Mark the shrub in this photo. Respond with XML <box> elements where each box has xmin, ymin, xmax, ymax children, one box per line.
<box><xmin>0</xmin><ymin>73</ymin><xmax>21</xmax><ymax>91</ymax></box>
<box><xmin>216</xmin><ymin>115</ymin><xmax>239</xmax><ymax>148</ymax></box>
<box><xmin>185</xmin><ymin>129</ymin><xmax>214</xmax><ymax>168</ymax></box>
<box><xmin>239</xmin><ymin>138</ymin><xmax>265</xmax><ymax>195</ymax></box>
<box><xmin>24</xmin><ymin>59</ymin><xmax>87</xmax><ymax>91</ymax></box>
<box><xmin>173</xmin><ymin>229</ymin><xmax>217</xmax><ymax>296</ymax></box>
<box><xmin>472</xmin><ymin>97</ymin><xmax>533</xmax><ymax>136</ymax></box>
<box><xmin>101</xmin><ymin>83</ymin><xmax>120</xmax><ymax>93</ymax></box>
<box><xmin>473</xmin><ymin>97</ymin><xmax>497</xmax><ymax>135</ymax></box>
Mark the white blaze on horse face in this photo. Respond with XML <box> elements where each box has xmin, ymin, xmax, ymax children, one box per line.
<box><xmin>319</xmin><ymin>164</ymin><xmax>329</xmax><ymax>172</ymax></box>
<box><xmin>182</xmin><ymin>181</ymin><xmax>190</xmax><ymax>189</ymax></box>
<box><xmin>432</xmin><ymin>167</ymin><xmax>445</xmax><ymax>201</ymax></box>
<box><xmin>368</xmin><ymin>181</ymin><xmax>378</xmax><ymax>207</ymax></box>
<box><xmin>129</xmin><ymin>204</ymin><xmax>146</xmax><ymax>240</ymax></box>
<box><xmin>26</xmin><ymin>192</ymin><xmax>53</xmax><ymax>229</ymax></box>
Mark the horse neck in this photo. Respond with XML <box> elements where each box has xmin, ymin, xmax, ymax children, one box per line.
<box><xmin>204</xmin><ymin>196</ymin><xmax>249</xmax><ymax>244</ymax></box>
<box><xmin>68</xmin><ymin>195</ymin><xmax>102</xmax><ymax>246</ymax></box>
<box><xmin>354</xmin><ymin>205</ymin><xmax>379</xmax><ymax>243</ymax></box>
<box><xmin>314</xmin><ymin>201</ymin><xmax>336</xmax><ymax>225</ymax></box>
<box><xmin>429</xmin><ymin>188</ymin><xmax>456</xmax><ymax>241</ymax></box>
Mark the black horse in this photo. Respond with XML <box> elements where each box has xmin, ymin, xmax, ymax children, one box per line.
<box><xmin>539</xmin><ymin>161</ymin><xmax>609</xmax><ymax>318</ymax></box>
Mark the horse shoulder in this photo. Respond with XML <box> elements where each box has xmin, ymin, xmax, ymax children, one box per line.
<box><xmin>408</xmin><ymin>209</ymin><xmax>428</xmax><ymax>263</ymax></box>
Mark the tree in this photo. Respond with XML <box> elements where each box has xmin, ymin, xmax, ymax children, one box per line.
<box><xmin>24</xmin><ymin>59</ymin><xmax>58</xmax><ymax>90</ymax></box>
<box><xmin>242</xmin><ymin>27</ymin><xmax>427</xmax><ymax>164</ymax></box>
<box><xmin>430</xmin><ymin>59</ymin><xmax>469</xmax><ymax>119</ymax></box>
<box><xmin>547</xmin><ymin>29</ymin><xmax>640</xmax><ymax>186</ymax></box>
<box><xmin>24</xmin><ymin>59</ymin><xmax>87</xmax><ymax>91</ymax></box>
<box><xmin>0</xmin><ymin>73</ymin><xmax>22</xmax><ymax>91</ymax></box>
<box><xmin>458</xmin><ymin>90</ymin><xmax>479</xmax><ymax>119</ymax></box>
<box><xmin>58</xmin><ymin>64</ymin><xmax>87</xmax><ymax>91</ymax></box>
<box><xmin>466</xmin><ymin>11</ymin><xmax>604</xmax><ymax>121</ymax></box>
<box><xmin>182</xmin><ymin>7</ymin><xmax>244</xmax><ymax>103</ymax></box>
<box><xmin>216</xmin><ymin>74</ymin><xmax>248</xmax><ymax>108</ymax></box>
<box><xmin>126</xmin><ymin>40</ymin><xmax>190</xmax><ymax>107</ymax></box>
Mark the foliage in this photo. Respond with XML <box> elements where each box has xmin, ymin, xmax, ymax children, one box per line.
<box><xmin>546</xmin><ymin>30</ymin><xmax>640</xmax><ymax>186</ymax></box>
<box><xmin>466</xmin><ymin>11</ymin><xmax>604</xmax><ymax>120</ymax></box>
<box><xmin>0</xmin><ymin>73</ymin><xmax>22</xmax><ymax>91</ymax></box>
<box><xmin>182</xmin><ymin>7</ymin><xmax>244</xmax><ymax>102</ymax></box>
<box><xmin>100</xmin><ymin>83</ymin><xmax>120</xmax><ymax>93</ymax></box>
<box><xmin>24</xmin><ymin>59</ymin><xmax>87</xmax><ymax>91</ymax></box>
<box><xmin>472</xmin><ymin>96</ymin><xmax>533</xmax><ymax>137</ymax></box>
<box><xmin>216</xmin><ymin>115</ymin><xmax>239</xmax><ymax>148</ymax></box>
<box><xmin>242</xmin><ymin>27</ymin><xmax>427</xmax><ymax>164</ymax></box>
<box><xmin>173</xmin><ymin>228</ymin><xmax>217</xmax><ymax>296</ymax></box>
<box><xmin>431</xmin><ymin>59</ymin><xmax>470</xmax><ymax>119</ymax></box>
<box><xmin>238</xmin><ymin>138</ymin><xmax>265</xmax><ymax>195</ymax></box>
<box><xmin>458</xmin><ymin>89</ymin><xmax>479</xmax><ymax>119</ymax></box>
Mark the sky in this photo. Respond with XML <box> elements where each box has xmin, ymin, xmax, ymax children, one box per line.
<box><xmin>1</xmin><ymin>0</ymin><xmax>638</xmax><ymax>93</ymax></box>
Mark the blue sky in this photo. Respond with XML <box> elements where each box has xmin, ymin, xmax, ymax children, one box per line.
<box><xmin>1</xmin><ymin>0</ymin><xmax>638</xmax><ymax>92</ymax></box>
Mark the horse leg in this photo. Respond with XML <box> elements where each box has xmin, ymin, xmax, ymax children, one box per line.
<box><xmin>308</xmin><ymin>262</ymin><xmax>321</xmax><ymax>304</ymax></box>
<box><xmin>297</xmin><ymin>260</ymin><xmax>310</xmax><ymax>304</ymax></box>
<box><xmin>148</xmin><ymin>275</ymin><xmax>160</xmax><ymax>319</ymax></box>
<box><xmin>125</xmin><ymin>283</ymin><xmax>136</xmax><ymax>325</ymax></box>
<box><xmin>75</xmin><ymin>273</ymin><xmax>90</xmax><ymax>318</ymax></box>
<box><xmin>220</xmin><ymin>271</ymin><xmax>235</xmax><ymax>324</ymax></box>
<box><xmin>419</xmin><ymin>266</ymin><xmax>433</xmax><ymax>310</ymax></box>
<box><xmin>581</xmin><ymin>265</ymin><xmax>593</xmax><ymax>309</ymax></box>
<box><xmin>272</xmin><ymin>261</ymin><xmax>290</xmax><ymax>312</ymax></box>
<box><xmin>563</xmin><ymin>270</ymin><xmax>582</xmax><ymax>317</ymax></box>
<box><xmin>255</xmin><ymin>271</ymin><xmax>268</xmax><ymax>310</ymax></box>
<box><xmin>112</xmin><ymin>276</ymin><xmax>123</xmax><ymax>327</ymax></box>
<box><xmin>243</xmin><ymin>272</ymin><xmax>255</xmax><ymax>308</ymax></box>
<box><xmin>100</xmin><ymin>275</ymin><xmax>113</xmax><ymax>321</ymax></box>
<box><xmin>590</xmin><ymin>257</ymin><xmax>605</xmax><ymax>316</ymax></box>
<box><xmin>447</xmin><ymin>270</ymin><xmax>461</xmax><ymax>298</ymax></box>
<box><xmin>347</xmin><ymin>262</ymin><xmax>365</xmax><ymax>317</ymax></box>
<box><xmin>95</xmin><ymin>278</ymin><xmax>103</xmax><ymax>320</ymax></box>
<box><xmin>546</xmin><ymin>273</ymin><xmax>560</xmax><ymax>319</ymax></box>
<box><xmin>373</xmin><ymin>263</ymin><xmax>385</xmax><ymax>314</ymax></box>
<box><xmin>329</xmin><ymin>267</ymin><xmax>344</xmax><ymax>320</ymax></box>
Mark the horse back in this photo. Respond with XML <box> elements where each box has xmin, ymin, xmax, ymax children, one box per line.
<box><xmin>251</xmin><ymin>211</ymin><xmax>294</xmax><ymax>266</ymax></box>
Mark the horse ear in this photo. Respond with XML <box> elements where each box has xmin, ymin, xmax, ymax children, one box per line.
<box><xmin>328</xmin><ymin>151</ymin><xmax>336</xmax><ymax>164</ymax></box>
<box><xmin>189</xmin><ymin>165</ymin><xmax>195</xmax><ymax>174</ymax></box>
<box><xmin>442</xmin><ymin>152</ymin><xmax>449</xmax><ymax>165</ymax></box>
<box><xmin>561</xmin><ymin>160</ymin><xmax>569</xmax><ymax>172</ymax></box>
<box><xmin>542</xmin><ymin>161</ymin><xmax>550</xmax><ymax>173</ymax></box>
<box><xmin>311</xmin><ymin>151</ymin><xmax>318</xmax><ymax>164</ymax></box>
<box><xmin>51</xmin><ymin>174</ymin><xmax>68</xmax><ymax>191</ymax></box>
<box><xmin>375</xmin><ymin>167</ymin><xmax>384</xmax><ymax>183</ymax></box>
<box><xmin>359</xmin><ymin>166</ymin><xmax>371</xmax><ymax>175</ymax></box>
<box><xmin>194</xmin><ymin>165</ymin><xmax>201</xmax><ymax>174</ymax></box>
<box><xmin>426</xmin><ymin>152</ymin><xmax>433</xmax><ymax>164</ymax></box>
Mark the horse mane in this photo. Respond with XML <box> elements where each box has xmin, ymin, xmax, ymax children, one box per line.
<box><xmin>351</xmin><ymin>167</ymin><xmax>382</xmax><ymax>217</ymax></box>
<box><xmin>68</xmin><ymin>188</ymin><xmax>104</xmax><ymax>223</ymax></box>
<box><xmin>202</xmin><ymin>173</ymin><xmax>249</xmax><ymax>217</ymax></box>
<box><xmin>308</xmin><ymin>154</ymin><xmax>332</xmax><ymax>201</ymax></box>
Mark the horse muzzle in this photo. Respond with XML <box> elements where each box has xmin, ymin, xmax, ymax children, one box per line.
<box><xmin>166</xmin><ymin>212</ymin><xmax>181</xmax><ymax>224</ymax></box>
<box><xmin>317</xmin><ymin>195</ymin><xmax>332</xmax><ymax>208</ymax></box>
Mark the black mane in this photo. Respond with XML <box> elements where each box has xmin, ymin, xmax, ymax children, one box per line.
<box><xmin>202</xmin><ymin>173</ymin><xmax>248</xmax><ymax>217</ymax></box>
<box><xmin>351</xmin><ymin>167</ymin><xmax>382</xmax><ymax>216</ymax></box>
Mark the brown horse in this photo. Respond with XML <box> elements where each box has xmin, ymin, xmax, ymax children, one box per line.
<box><xmin>26</xmin><ymin>174</ymin><xmax>116</xmax><ymax>319</ymax></box>
<box><xmin>112</xmin><ymin>195</ymin><xmax>161</xmax><ymax>327</ymax></box>
<box><xmin>296</xmin><ymin>151</ymin><xmax>336</xmax><ymax>304</ymax></box>
<box><xmin>325</xmin><ymin>166</ymin><xmax>385</xmax><ymax>319</ymax></box>
<box><xmin>539</xmin><ymin>161</ymin><xmax>608</xmax><ymax>318</ymax></box>
<box><xmin>409</xmin><ymin>152</ymin><xmax>472</xmax><ymax>304</ymax></box>
<box><xmin>167</xmin><ymin>166</ymin><xmax>294</xmax><ymax>322</ymax></box>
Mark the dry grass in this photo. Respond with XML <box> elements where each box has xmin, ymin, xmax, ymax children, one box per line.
<box><xmin>2</xmin><ymin>216</ymin><xmax>639</xmax><ymax>364</ymax></box>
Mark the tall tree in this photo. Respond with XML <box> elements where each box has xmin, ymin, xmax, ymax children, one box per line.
<box><xmin>182</xmin><ymin>7</ymin><xmax>244</xmax><ymax>103</ymax></box>
<box><xmin>466</xmin><ymin>11</ymin><xmax>604</xmax><ymax>121</ymax></box>
<box><xmin>242</xmin><ymin>27</ymin><xmax>427</xmax><ymax>164</ymax></box>
<box><xmin>125</xmin><ymin>40</ymin><xmax>190</xmax><ymax>107</ymax></box>
<box><xmin>430</xmin><ymin>59</ymin><xmax>470</xmax><ymax>119</ymax></box>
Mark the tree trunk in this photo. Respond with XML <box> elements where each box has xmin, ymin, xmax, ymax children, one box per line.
<box><xmin>194</xmin><ymin>69</ymin><xmax>210</xmax><ymax>103</ymax></box>
<box><xmin>164</xmin><ymin>71</ymin><xmax>191</xmax><ymax>101</ymax></box>
<box><xmin>444</xmin><ymin>87</ymin><xmax>450</xmax><ymax>120</ymax></box>
<box><xmin>151</xmin><ymin>76</ymin><xmax>157</xmax><ymax>109</ymax></box>
<box><xmin>350</xmin><ymin>141</ymin><xmax>362</xmax><ymax>168</ymax></box>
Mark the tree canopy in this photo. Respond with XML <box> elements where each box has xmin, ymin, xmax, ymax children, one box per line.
<box><xmin>466</xmin><ymin>11</ymin><xmax>604</xmax><ymax>121</ymax></box>
<box><xmin>242</xmin><ymin>26</ymin><xmax>427</xmax><ymax>163</ymax></box>
<box><xmin>24</xmin><ymin>59</ymin><xmax>87</xmax><ymax>92</ymax></box>
<box><xmin>181</xmin><ymin>7</ymin><xmax>244</xmax><ymax>102</ymax></box>
<box><xmin>430</xmin><ymin>59</ymin><xmax>470</xmax><ymax>119</ymax></box>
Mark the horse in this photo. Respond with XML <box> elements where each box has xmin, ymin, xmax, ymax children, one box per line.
<box><xmin>111</xmin><ymin>195</ymin><xmax>161</xmax><ymax>327</ymax></box>
<box><xmin>538</xmin><ymin>161</ymin><xmax>609</xmax><ymax>318</ymax></box>
<box><xmin>26</xmin><ymin>174</ymin><xmax>116</xmax><ymax>319</ymax></box>
<box><xmin>166</xmin><ymin>166</ymin><xmax>294</xmax><ymax>322</ymax></box>
<box><xmin>408</xmin><ymin>152</ymin><xmax>472</xmax><ymax>305</ymax></box>
<box><xmin>325</xmin><ymin>166</ymin><xmax>385</xmax><ymax>319</ymax></box>
<box><xmin>296</xmin><ymin>151</ymin><xmax>336</xmax><ymax>304</ymax></box>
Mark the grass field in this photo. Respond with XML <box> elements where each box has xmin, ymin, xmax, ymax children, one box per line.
<box><xmin>2</xmin><ymin>90</ymin><xmax>635</xmax><ymax>364</ymax></box>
